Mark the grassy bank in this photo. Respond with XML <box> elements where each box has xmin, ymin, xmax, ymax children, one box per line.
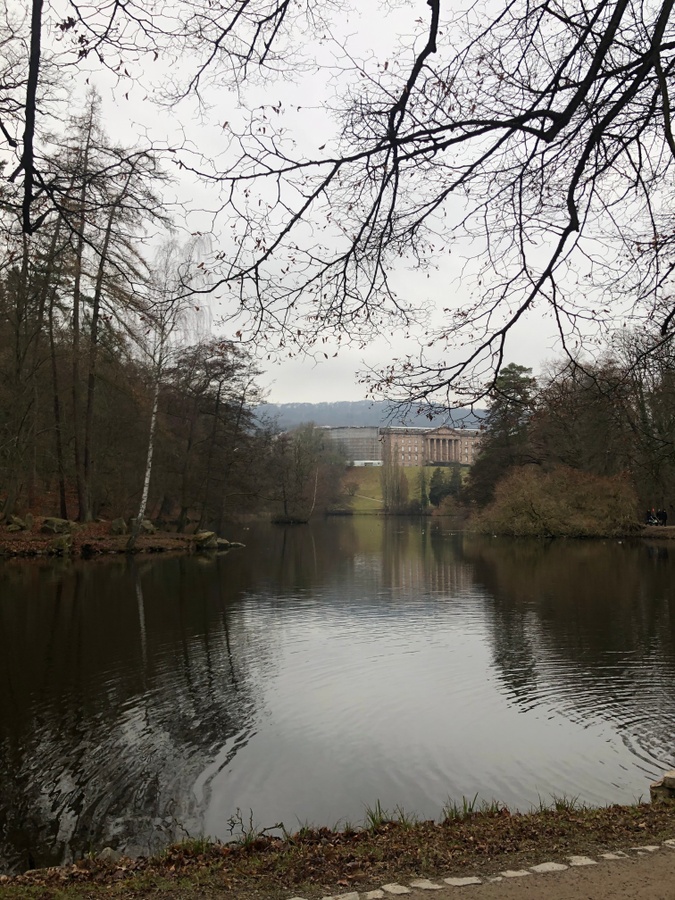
<box><xmin>2</xmin><ymin>798</ymin><xmax>674</xmax><ymax>899</ymax></box>
<box><xmin>341</xmin><ymin>466</ymin><xmax>386</xmax><ymax>513</ymax></box>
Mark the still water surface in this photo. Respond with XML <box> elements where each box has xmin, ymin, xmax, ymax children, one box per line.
<box><xmin>1</xmin><ymin>518</ymin><xmax>675</xmax><ymax>871</ymax></box>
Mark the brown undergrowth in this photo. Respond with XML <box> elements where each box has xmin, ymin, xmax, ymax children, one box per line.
<box><xmin>0</xmin><ymin>520</ymin><xmax>201</xmax><ymax>558</ymax></box>
<box><xmin>1</xmin><ymin>801</ymin><xmax>674</xmax><ymax>899</ymax></box>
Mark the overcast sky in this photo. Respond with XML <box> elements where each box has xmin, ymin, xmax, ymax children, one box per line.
<box><xmin>257</xmin><ymin>295</ymin><xmax>560</xmax><ymax>405</ymax></box>
<box><xmin>73</xmin><ymin>0</ymin><xmax>566</xmax><ymax>404</ymax></box>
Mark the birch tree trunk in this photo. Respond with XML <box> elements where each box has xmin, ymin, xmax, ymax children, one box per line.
<box><xmin>127</xmin><ymin>370</ymin><xmax>161</xmax><ymax>551</ymax></box>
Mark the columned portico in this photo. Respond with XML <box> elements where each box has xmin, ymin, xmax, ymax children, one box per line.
<box><xmin>379</xmin><ymin>424</ymin><xmax>481</xmax><ymax>467</ymax></box>
<box><xmin>424</xmin><ymin>429</ymin><xmax>474</xmax><ymax>465</ymax></box>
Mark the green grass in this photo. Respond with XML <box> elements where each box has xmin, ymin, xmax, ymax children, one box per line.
<box><xmin>363</xmin><ymin>799</ymin><xmax>392</xmax><ymax>831</ymax></box>
<box><xmin>340</xmin><ymin>465</ymin><xmax>442</xmax><ymax>513</ymax></box>
<box><xmin>342</xmin><ymin>466</ymin><xmax>386</xmax><ymax>513</ymax></box>
<box><xmin>442</xmin><ymin>793</ymin><xmax>506</xmax><ymax>822</ymax></box>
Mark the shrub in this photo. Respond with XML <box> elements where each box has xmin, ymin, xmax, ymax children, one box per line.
<box><xmin>473</xmin><ymin>465</ymin><xmax>640</xmax><ymax>537</ymax></box>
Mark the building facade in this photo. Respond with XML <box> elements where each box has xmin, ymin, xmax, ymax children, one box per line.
<box><xmin>380</xmin><ymin>426</ymin><xmax>481</xmax><ymax>467</ymax></box>
<box><xmin>321</xmin><ymin>425</ymin><xmax>481</xmax><ymax>467</ymax></box>
<box><xmin>320</xmin><ymin>426</ymin><xmax>382</xmax><ymax>465</ymax></box>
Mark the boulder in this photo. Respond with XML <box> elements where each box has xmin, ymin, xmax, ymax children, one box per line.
<box><xmin>49</xmin><ymin>534</ymin><xmax>72</xmax><ymax>554</ymax></box>
<box><xmin>110</xmin><ymin>518</ymin><xmax>128</xmax><ymax>535</ymax></box>
<box><xmin>194</xmin><ymin>531</ymin><xmax>218</xmax><ymax>549</ymax></box>
<box><xmin>650</xmin><ymin>776</ymin><xmax>675</xmax><ymax>803</ymax></box>
<box><xmin>216</xmin><ymin>538</ymin><xmax>231</xmax><ymax>550</ymax></box>
<box><xmin>6</xmin><ymin>524</ymin><xmax>22</xmax><ymax>533</ymax></box>
<box><xmin>41</xmin><ymin>517</ymin><xmax>73</xmax><ymax>534</ymax></box>
<box><xmin>130</xmin><ymin>517</ymin><xmax>156</xmax><ymax>535</ymax></box>
<box><xmin>9</xmin><ymin>515</ymin><xmax>27</xmax><ymax>530</ymax></box>
<box><xmin>229</xmin><ymin>541</ymin><xmax>246</xmax><ymax>549</ymax></box>
<box><xmin>97</xmin><ymin>847</ymin><xmax>122</xmax><ymax>864</ymax></box>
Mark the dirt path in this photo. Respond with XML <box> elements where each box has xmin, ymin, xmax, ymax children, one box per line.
<box><xmin>432</xmin><ymin>851</ymin><xmax>675</xmax><ymax>900</ymax></box>
<box><xmin>288</xmin><ymin>844</ymin><xmax>675</xmax><ymax>900</ymax></box>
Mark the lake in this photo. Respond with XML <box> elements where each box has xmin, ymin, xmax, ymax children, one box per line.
<box><xmin>1</xmin><ymin>518</ymin><xmax>674</xmax><ymax>872</ymax></box>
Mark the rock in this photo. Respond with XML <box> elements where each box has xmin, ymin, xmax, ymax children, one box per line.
<box><xmin>530</xmin><ymin>862</ymin><xmax>568</xmax><ymax>873</ymax></box>
<box><xmin>9</xmin><ymin>515</ymin><xmax>26</xmax><ymax>530</ymax></box>
<box><xmin>650</xmin><ymin>777</ymin><xmax>675</xmax><ymax>803</ymax></box>
<box><xmin>98</xmin><ymin>847</ymin><xmax>122</xmax><ymax>864</ymax></box>
<box><xmin>24</xmin><ymin>513</ymin><xmax>33</xmax><ymax>530</ymax></box>
<box><xmin>228</xmin><ymin>541</ymin><xmax>246</xmax><ymax>548</ymax></box>
<box><xmin>49</xmin><ymin>534</ymin><xmax>72</xmax><ymax>554</ymax></box>
<box><xmin>6</xmin><ymin>524</ymin><xmax>22</xmax><ymax>533</ymax></box>
<box><xmin>216</xmin><ymin>538</ymin><xmax>231</xmax><ymax>550</ymax></box>
<box><xmin>110</xmin><ymin>518</ymin><xmax>128</xmax><ymax>535</ymax></box>
<box><xmin>443</xmin><ymin>876</ymin><xmax>483</xmax><ymax>885</ymax></box>
<box><xmin>41</xmin><ymin>517</ymin><xmax>73</xmax><ymax>534</ymax></box>
<box><xmin>323</xmin><ymin>894</ymin><xmax>359</xmax><ymax>900</ymax></box>
<box><xmin>663</xmin><ymin>769</ymin><xmax>675</xmax><ymax>789</ymax></box>
<box><xmin>129</xmin><ymin>518</ymin><xmax>156</xmax><ymax>534</ymax></box>
<box><xmin>194</xmin><ymin>531</ymin><xmax>218</xmax><ymax>549</ymax></box>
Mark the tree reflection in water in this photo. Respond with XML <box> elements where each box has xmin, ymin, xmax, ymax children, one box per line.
<box><xmin>464</xmin><ymin>537</ymin><xmax>675</xmax><ymax>770</ymax></box>
<box><xmin>0</xmin><ymin>555</ymin><xmax>267</xmax><ymax>872</ymax></box>
<box><xmin>2</xmin><ymin>524</ymin><xmax>675</xmax><ymax>873</ymax></box>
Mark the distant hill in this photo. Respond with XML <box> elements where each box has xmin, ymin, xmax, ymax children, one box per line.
<box><xmin>254</xmin><ymin>400</ymin><xmax>485</xmax><ymax>429</ymax></box>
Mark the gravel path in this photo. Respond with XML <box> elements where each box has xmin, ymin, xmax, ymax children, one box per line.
<box><xmin>287</xmin><ymin>841</ymin><xmax>675</xmax><ymax>900</ymax></box>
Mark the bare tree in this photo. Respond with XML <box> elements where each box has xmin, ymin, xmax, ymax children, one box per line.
<box><xmin>9</xmin><ymin>0</ymin><xmax>675</xmax><ymax>407</ymax></box>
<box><xmin>206</xmin><ymin>0</ymin><xmax>675</xmax><ymax>405</ymax></box>
<box><xmin>127</xmin><ymin>240</ymin><xmax>200</xmax><ymax>550</ymax></box>
<box><xmin>3</xmin><ymin>0</ymin><xmax>330</xmax><ymax>233</ymax></box>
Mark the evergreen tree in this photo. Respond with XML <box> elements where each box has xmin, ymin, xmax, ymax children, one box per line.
<box><xmin>467</xmin><ymin>364</ymin><xmax>538</xmax><ymax>507</ymax></box>
<box><xmin>428</xmin><ymin>468</ymin><xmax>447</xmax><ymax>507</ymax></box>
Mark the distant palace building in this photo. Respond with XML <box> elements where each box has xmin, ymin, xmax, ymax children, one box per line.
<box><xmin>321</xmin><ymin>425</ymin><xmax>481</xmax><ymax>467</ymax></box>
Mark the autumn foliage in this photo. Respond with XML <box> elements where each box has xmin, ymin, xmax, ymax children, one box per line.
<box><xmin>474</xmin><ymin>466</ymin><xmax>640</xmax><ymax>538</ymax></box>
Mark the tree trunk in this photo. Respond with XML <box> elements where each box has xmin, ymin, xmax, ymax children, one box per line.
<box><xmin>127</xmin><ymin>369</ymin><xmax>161</xmax><ymax>551</ymax></box>
<box><xmin>216</xmin><ymin>386</ymin><xmax>249</xmax><ymax>532</ymax></box>
<box><xmin>49</xmin><ymin>293</ymin><xmax>69</xmax><ymax>519</ymax></box>
<box><xmin>71</xmin><ymin>109</ymin><xmax>94</xmax><ymax>521</ymax></box>
<box><xmin>83</xmin><ymin>166</ymin><xmax>135</xmax><ymax>517</ymax></box>
<box><xmin>83</xmin><ymin>210</ymin><xmax>115</xmax><ymax>518</ymax></box>
<box><xmin>197</xmin><ymin>383</ymin><xmax>221</xmax><ymax>531</ymax></box>
<box><xmin>2</xmin><ymin>235</ymin><xmax>32</xmax><ymax>518</ymax></box>
<box><xmin>177</xmin><ymin>399</ymin><xmax>198</xmax><ymax>532</ymax></box>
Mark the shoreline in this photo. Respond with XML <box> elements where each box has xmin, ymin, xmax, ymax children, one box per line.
<box><xmin>0</xmin><ymin>518</ymin><xmax>243</xmax><ymax>559</ymax></box>
<box><xmin>1</xmin><ymin>798</ymin><xmax>674</xmax><ymax>898</ymax></box>
<box><xmin>0</xmin><ymin>517</ymin><xmax>674</xmax><ymax>560</ymax></box>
